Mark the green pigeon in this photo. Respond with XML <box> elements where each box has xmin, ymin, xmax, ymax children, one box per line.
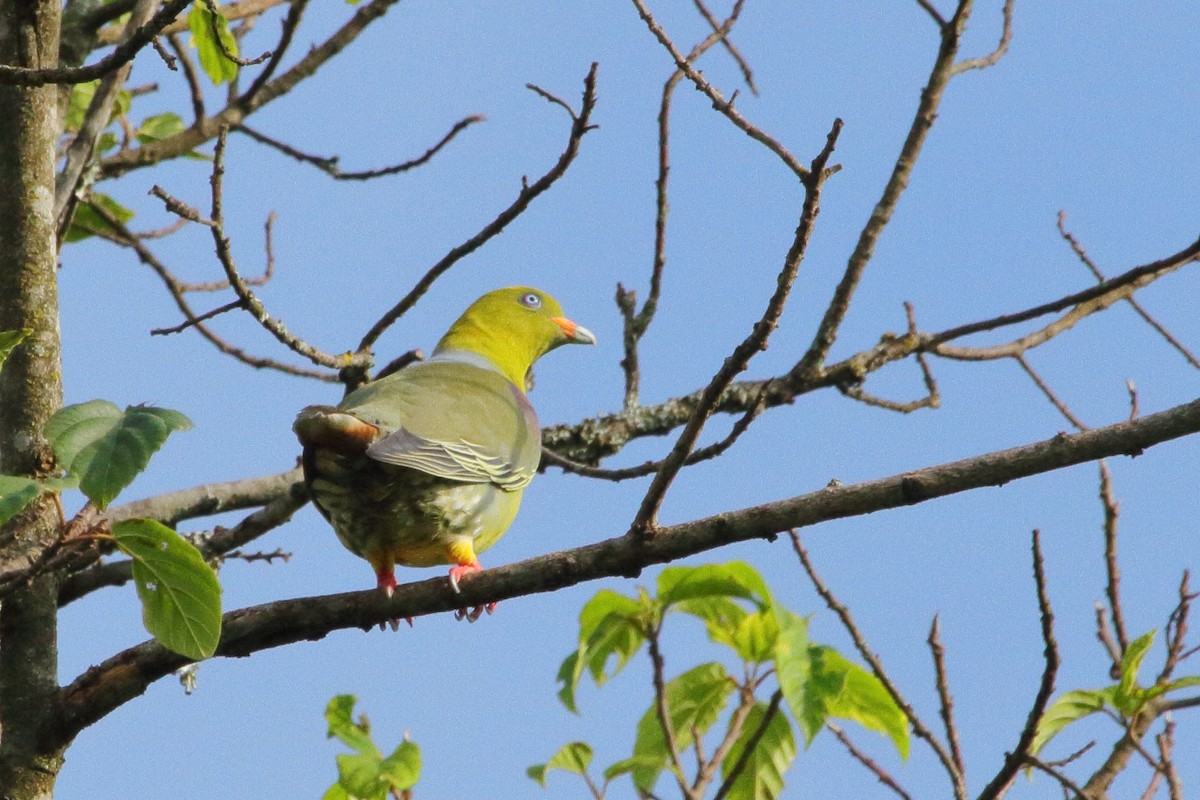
<box><xmin>293</xmin><ymin>287</ymin><xmax>594</xmax><ymax>619</ymax></box>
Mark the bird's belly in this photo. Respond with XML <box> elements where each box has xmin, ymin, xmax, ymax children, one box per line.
<box><xmin>307</xmin><ymin>450</ymin><xmax>522</xmax><ymax>567</ymax></box>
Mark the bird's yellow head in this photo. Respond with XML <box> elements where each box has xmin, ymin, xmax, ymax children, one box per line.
<box><xmin>434</xmin><ymin>287</ymin><xmax>595</xmax><ymax>389</ymax></box>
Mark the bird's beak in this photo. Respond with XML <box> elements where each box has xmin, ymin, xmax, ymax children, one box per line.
<box><xmin>551</xmin><ymin>316</ymin><xmax>596</xmax><ymax>345</ymax></box>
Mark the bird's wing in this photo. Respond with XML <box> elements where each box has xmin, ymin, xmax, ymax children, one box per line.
<box><xmin>348</xmin><ymin>362</ymin><xmax>541</xmax><ymax>491</ymax></box>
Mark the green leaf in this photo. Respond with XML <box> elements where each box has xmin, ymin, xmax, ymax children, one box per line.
<box><xmin>631</xmin><ymin>661</ymin><xmax>734</xmax><ymax>791</ymax></box>
<box><xmin>720</xmin><ymin>702</ymin><xmax>797</xmax><ymax>800</ymax></box>
<box><xmin>137</xmin><ymin>112</ymin><xmax>185</xmax><ymax>144</ymax></box>
<box><xmin>772</xmin><ymin>609</ymin><xmax>811</xmax><ymax>735</ymax></box>
<box><xmin>63</xmin><ymin>193</ymin><xmax>136</xmax><ymax>243</ymax></box>
<box><xmin>336</xmin><ymin>752</ymin><xmax>386</xmax><ymax>799</ymax></box>
<box><xmin>320</xmin><ymin>783</ymin><xmax>349</xmax><ymax>800</ymax></box>
<box><xmin>677</xmin><ymin>595</ymin><xmax>749</xmax><ymax>642</ymax></box>
<box><xmin>0</xmin><ymin>329</ymin><xmax>30</xmax><ymax>372</ymax></box>
<box><xmin>1114</xmin><ymin>629</ymin><xmax>1156</xmax><ymax>713</ymax></box>
<box><xmin>601</xmin><ymin>754</ymin><xmax>663</xmax><ymax>782</ymax></box>
<box><xmin>658</xmin><ymin>562</ymin><xmax>773</xmax><ymax>609</ymax></box>
<box><xmin>0</xmin><ymin>475</ymin><xmax>77</xmax><ymax>527</ymax></box>
<box><xmin>527</xmin><ymin>742</ymin><xmax>592</xmax><ymax>787</ymax></box>
<box><xmin>65</xmin><ymin>80</ymin><xmax>99</xmax><ymax>131</ymax></box>
<box><xmin>0</xmin><ymin>476</ymin><xmax>45</xmax><ymax>527</ymax></box>
<box><xmin>324</xmin><ymin>696</ymin><xmax>420</xmax><ymax>799</ymax></box>
<box><xmin>45</xmin><ymin>400</ymin><xmax>193</xmax><ymax>509</ymax></box>
<box><xmin>730</xmin><ymin>610</ymin><xmax>780</xmax><ymax>664</ymax></box>
<box><xmin>557</xmin><ymin>589</ymin><xmax>647</xmax><ymax>711</ymax></box>
<box><xmin>63</xmin><ymin>80</ymin><xmax>129</xmax><ymax>132</ymax></box>
<box><xmin>112</xmin><ymin>518</ymin><xmax>222</xmax><ymax>660</ymax></box>
<box><xmin>1031</xmin><ymin>688</ymin><xmax>1114</xmax><ymax>755</ymax></box>
<box><xmin>807</xmin><ymin>646</ymin><xmax>909</xmax><ymax>759</ymax></box>
<box><xmin>188</xmin><ymin>1</ymin><xmax>239</xmax><ymax>85</ymax></box>
<box><xmin>378</xmin><ymin>740</ymin><xmax>421</xmax><ymax>791</ymax></box>
<box><xmin>325</xmin><ymin>695</ymin><xmax>380</xmax><ymax>756</ymax></box>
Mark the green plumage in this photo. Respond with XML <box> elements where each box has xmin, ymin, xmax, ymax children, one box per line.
<box><xmin>293</xmin><ymin>287</ymin><xmax>594</xmax><ymax>602</ymax></box>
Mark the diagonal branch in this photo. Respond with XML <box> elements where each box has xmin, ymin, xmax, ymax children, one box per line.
<box><xmin>45</xmin><ymin>391</ymin><xmax>1200</xmax><ymax>750</ymax></box>
<box><xmin>0</xmin><ymin>0</ymin><xmax>194</xmax><ymax>85</ymax></box>
<box><xmin>976</xmin><ymin>528</ymin><xmax>1060</xmax><ymax>800</ymax></box>
<box><xmin>235</xmin><ymin>114</ymin><xmax>483</xmax><ymax>180</ymax></box>
<box><xmin>354</xmin><ymin>63</ymin><xmax>600</xmax><ymax>357</ymax></box>
<box><xmin>631</xmin><ymin>119</ymin><xmax>843</xmax><ymax>534</ymax></box>
<box><xmin>794</xmin><ymin>0</ymin><xmax>978</xmax><ymax>380</ymax></box>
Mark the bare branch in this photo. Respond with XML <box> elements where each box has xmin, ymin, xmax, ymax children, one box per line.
<box><xmin>712</xmin><ymin>690</ymin><xmax>784</xmax><ymax>800</ymax></box>
<box><xmin>976</xmin><ymin>529</ymin><xmax>1060</xmax><ymax>800</ymax></box>
<box><xmin>951</xmin><ymin>0</ymin><xmax>1015</xmax><ymax>74</ymax></box>
<box><xmin>691</xmin><ymin>0</ymin><xmax>757</xmax><ymax>95</ymax></box>
<box><xmin>44</xmin><ymin>393</ymin><xmax>1200</xmax><ymax>749</ymax></box>
<box><xmin>0</xmin><ymin>0</ymin><xmax>194</xmax><ymax>86</ymax></box>
<box><xmin>790</xmin><ymin>531</ymin><xmax>965</xmax><ymax>799</ymax></box>
<box><xmin>930</xmin><ymin>235</ymin><xmax>1200</xmax><ymax>357</ymax></box>
<box><xmin>827</xmin><ymin>721</ymin><xmax>914</xmax><ymax>800</ymax></box>
<box><xmin>928</xmin><ymin>616</ymin><xmax>966</xmax><ymax>782</ymax></box>
<box><xmin>150</xmin><ymin>128</ymin><xmax>368</xmax><ymax>372</ymax></box>
<box><xmin>632</xmin><ymin>119</ymin><xmax>843</xmax><ymax>534</ymax></box>
<box><xmin>794</xmin><ymin>1</ymin><xmax>977</xmax><ymax>379</ymax></box>
<box><xmin>355</xmin><ymin>64</ymin><xmax>600</xmax><ymax>358</ymax></box>
<box><xmin>620</xmin><ymin>2</ymin><xmax>748</xmax><ymax>409</ymax></box>
<box><xmin>629</xmin><ymin>0</ymin><xmax>811</xmax><ymax>179</ymax></box>
<box><xmin>1058</xmin><ymin>211</ymin><xmax>1200</xmax><ymax>370</ymax></box>
<box><xmin>1099</xmin><ymin>460</ymin><xmax>1129</xmax><ymax>657</ymax></box>
<box><xmin>87</xmin><ymin>200</ymin><xmax>338</xmax><ymax>380</ymax></box>
<box><xmin>235</xmin><ymin>114</ymin><xmax>483</xmax><ymax>180</ymax></box>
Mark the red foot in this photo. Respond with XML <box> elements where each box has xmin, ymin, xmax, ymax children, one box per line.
<box><xmin>376</xmin><ymin>568</ymin><xmax>398</xmax><ymax>597</ymax></box>
<box><xmin>447</xmin><ymin>561</ymin><xmax>482</xmax><ymax>594</ymax></box>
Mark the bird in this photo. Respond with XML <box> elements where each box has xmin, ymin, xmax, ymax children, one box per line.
<box><xmin>293</xmin><ymin>287</ymin><xmax>594</xmax><ymax>621</ymax></box>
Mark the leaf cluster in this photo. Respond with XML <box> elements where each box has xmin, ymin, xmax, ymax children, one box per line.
<box><xmin>0</xmin><ymin>335</ymin><xmax>220</xmax><ymax>660</ymax></box>
<box><xmin>532</xmin><ymin>562</ymin><xmax>909</xmax><ymax>799</ymax></box>
<box><xmin>323</xmin><ymin>695</ymin><xmax>421</xmax><ymax>800</ymax></box>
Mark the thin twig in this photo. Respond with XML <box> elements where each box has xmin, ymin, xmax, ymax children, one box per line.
<box><xmin>201</xmin><ymin>0</ymin><xmax>274</xmax><ymax>67</ymax></box>
<box><xmin>646</xmin><ymin>624</ymin><xmax>694</xmax><ymax>800</ymax></box>
<box><xmin>928</xmin><ymin>616</ymin><xmax>966</xmax><ymax>781</ymax></box>
<box><xmin>355</xmin><ymin>64</ymin><xmax>599</xmax><ymax>360</ymax></box>
<box><xmin>794</xmin><ymin>0</ymin><xmax>977</xmax><ymax>380</ymax></box>
<box><xmin>827</xmin><ymin>722</ymin><xmax>914</xmax><ymax>800</ymax></box>
<box><xmin>1098</xmin><ymin>460</ymin><xmax>1129</xmax><ymax>656</ymax></box>
<box><xmin>87</xmin><ymin>202</ymin><xmax>337</xmax><ymax>381</ymax></box>
<box><xmin>619</xmin><ymin>0</ymin><xmax>749</xmax><ymax>410</ymax></box>
<box><xmin>789</xmin><ymin>531</ymin><xmax>966</xmax><ymax>800</ymax></box>
<box><xmin>951</xmin><ymin>0</ymin><xmax>1015</xmax><ymax>74</ymax></box>
<box><xmin>1058</xmin><ymin>211</ymin><xmax>1200</xmax><ymax>370</ymax></box>
<box><xmin>691</xmin><ymin>0</ymin><xmax>757</xmax><ymax>95</ymax></box>
<box><xmin>631</xmin><ymin>119</ymin><xmax>842</xmax><ymax>535</ymax></box>
<box><xmin>151</xmin><ymin>128</ymin><xmax>367</xmax><ymax>372</ymax></box>
<box><xmin>151</xmin><ymin>300</ymin><xmax>244</xmax><ymax>335</ymax></box>
<box><xmin>1014</xmin><ymin>353</ymin><xmax>1088</xmax><ymax>431</ymax></box>
<box><xmin>235</xmin><ymin>114</ymin><xmax>484</xmax><ymax>180</ymax></box>
<box><xmin>976</xmin><ymin>529</ymin><xmax>1061</xmax><ymax>800</ymax></box>
<box><xmin>712</xmin><ymin>690</ymin><xmax>784</xmax><ymax>800</ymax></box>
<box><xmin>628</xmin><ymin>0</ymin><xmax>810</xmax><ymax>179</ymax></box>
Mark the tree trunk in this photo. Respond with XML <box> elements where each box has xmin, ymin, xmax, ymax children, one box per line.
<box><xmin>0</xmin><ymin>1</ymin><xmax>66</xmax><ymax>797</ymax></box>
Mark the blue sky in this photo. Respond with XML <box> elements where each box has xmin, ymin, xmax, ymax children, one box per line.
<box><xmin>54</xmin><ymin>2</ymin><xmax>1199</xmax><ymax>798</ymax></box>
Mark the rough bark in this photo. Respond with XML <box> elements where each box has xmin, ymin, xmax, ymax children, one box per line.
<box><xmin>0</xmin><ymin>1</ymin><xmax>67</xmax><ymax>796</ymax></box>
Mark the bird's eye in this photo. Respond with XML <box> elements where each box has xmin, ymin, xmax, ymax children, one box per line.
<box><xmin>519</xmin><ymin>292</ymin><xmax>542</xmax><ymax>309</ymax></box>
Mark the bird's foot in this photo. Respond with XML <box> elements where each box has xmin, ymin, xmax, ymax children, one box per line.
<box><xmin>454</xmin><ymin>603</ymin><xmax>498</xmax><ymax>623</ymax></box>
<box><xmin>447</xmin><ymin>561</ymin><xmax>482</xmax><ymax>594</ymax></box>
<box><xmin>374</xmin><ymin>571</ymin><xmax>410</xmax><ymax>630</ymax></box>
<box><xmin>377</xmin><ymin>570</ymin><xmax>399</xmax><ymax>597</ymax></box>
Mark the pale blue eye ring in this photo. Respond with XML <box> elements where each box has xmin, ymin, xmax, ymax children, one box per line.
<box><xmin>519</xmin><ymin>292</ymin><xmax>542</xmax><ymax>309</ymax></box>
